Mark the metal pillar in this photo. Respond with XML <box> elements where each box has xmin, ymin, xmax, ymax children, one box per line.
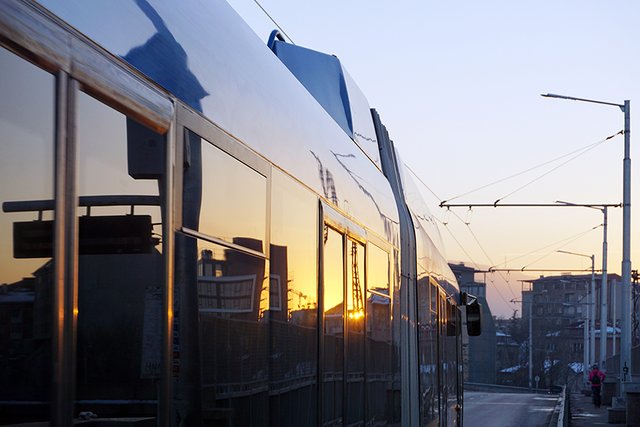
<box><xmin>529</xmin><ymin>305</ymin><xmax>533</xmax><ymax>390</ymax></box>
<box><xmin>621</xmin><ymin>100</ymin><xmax>632</xmax><ymax>383</ymax></box>
<box><xmin>600</xmin><ymin>207</ymin><xmax>608</xmax><ymax>371</ymax></box>
<box><xmin>590</xmin><ymin>265</ymin><xmax>596</xmax><ymax>372</ymax></box>
<box><xmin>613</xmin><ymin>279</ymin><xmax>617</xmax><ymax>356</ymax></box>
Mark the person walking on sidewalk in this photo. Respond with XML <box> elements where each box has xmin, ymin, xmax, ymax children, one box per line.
<box><xmin>588</xmin><ymin>365</ymin><xmax>605</xmax><ymax>408</ymax></box>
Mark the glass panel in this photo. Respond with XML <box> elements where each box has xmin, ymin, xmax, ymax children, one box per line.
<box><xmin>438</xmin><ymin>294</ymin><xmax>447</xmax><ymax>423</ymax></box>
<box><xmin>418</xmin><ymin>277</ymin><xmax>438</xmax><ymax>425</ymax></box>
<box><xmin>366</xmin><ymin>244</ymin><xmax>391</xmax><ymax>424</ymax></box>
<box><xmin>390</xmin><ymin>249</ymin><xmax>401</xmax><ymax>423</ymax></box>
<box><xmin>0</xmin><ymin>48</ymin><xmax>55</xmax><ymax>423</ymax></box>
<box><xmin>269</xmin><ymin>171</ymin><xmax>318</xmax><ymax>426</ymax></box>
<box><xmin>323</xmin><ymin>226</ymin><xmax>343</xmax><ymax>426</ymax></box>
<box><xmin>445</xmin><ymin>301</ymin><xmax>459</xmax><ymax>421</ymax></box>
<box><xmin>197</xmin><ymin>239</ymin><xmax>269</xmax><ymax>425</ymax></box>
<box><xmin>76</xmin><ymin>92</ymin><xmax>163</xmax><ymax>417</ymax></box>
<box><xmin>177</xmin><ymin>129</ymin><xmax>269</xmax><ymax>424</ymax></box>
<box><xmin>198</xmin><ymin>136</ymin><xmax>266</xmax><ymax>249</ymax></box>
<box><xmin>346</xmin><ymin>239</ymin><xmax>365</xmax><ymax>426</ymax></box>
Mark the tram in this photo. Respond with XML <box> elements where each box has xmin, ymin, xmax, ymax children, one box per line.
<box><xmin>0</xmin><ymin>0</ymin><xmax>481</xmax><ymax>425</ymax></box>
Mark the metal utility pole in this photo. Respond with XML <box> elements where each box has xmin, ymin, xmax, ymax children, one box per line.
<box><xmin>622</xmin><ymin>100</ymin><xmax>632</xmax><ymax>382</ymax></box>
<box><xmin>600</xmin><ymin>206</ymin><xmax>608</xmax><ymax>371</ymax></box>
<box><xmin>558</xmin><ymin>250</ymin><xmax>595</xmax><ymax>384</ymax></box>
<box><xmin>542</xmin><ymin>93</ymin><xmax>632</xmax><ymax>384</ymax></box>
<box><xmin>511</xmin><ymin>294</ymin><xmax>533</xmax><ymax>390</ymax></box>
<box><xmin>529</xmin><ymin>302</ymin><xmax>533</xmax><ymax>390</ymax></box>
<box><xmin>613</xmin><ymin>278</ymin><xmax>617</xmax><ymax>357</ymax></box>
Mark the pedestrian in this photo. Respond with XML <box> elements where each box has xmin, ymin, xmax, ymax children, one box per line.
<box><xmin>588</xmin><ymin>365</ymin><xmax>605</xmax><ymax>408</ymax></box>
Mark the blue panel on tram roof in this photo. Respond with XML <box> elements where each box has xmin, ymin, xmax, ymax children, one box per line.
<box><xmin>270</xmin><ymin>39</ymin><xmax>353</xmax><ymax>138</ymax></box>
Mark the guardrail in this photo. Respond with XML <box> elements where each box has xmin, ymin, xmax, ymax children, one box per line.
<box><xmin>549</xmin><ymin>385</ymin><xmax>568</xmax><ymax>427</ymax></box>
<box><xmin>464</xmin><ymin>382</ymin><xmax>557</xmax><ymax>394</ymax></box>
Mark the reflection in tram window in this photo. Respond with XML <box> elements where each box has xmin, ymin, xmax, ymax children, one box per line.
<box><xmin>199</xmin><ymin>137</ymin><xmax>266</xmax><ymax>248</ymax></box>
<box><xmin>196</xmin><ymin>239</ymin><xmax>269</xmax><ymax>425</ymax></box>
<box><xmin>366</xmin><ymin>243</ymin><xmax>392</xmax><ymax>424</ymax></box>
<box><xmin>76</xmin><ymin>92</ymin><xmax>164</xmax><ymax>417</ymax></box>
<box><xmin>445</xmin><ymin>300</ymin><xmax>460</xmax><ymax>416</ymax></box>
<box><xmin>323</xmin><ymin>226</ymin><xmax>343</xmax><ymax>426</ymax></box>
<box><xmin>438</xmin><ymin>292</ymin><xmax>448</xmax><ymax>421</ymax></box>
<box><xmin>0</xmin><ymin>47</ymin><xmax>55</xmax><ymax>423</ymax></box>
<box><xmin>418</xmin><ymin>278</ymin><xmax>439</xmax><ymax>425</ymax></box>
<box><xmin>269</xmin><ymin>170</ymin><xmax>318</xmax><ymax>426</ymax></box>
<box><xmin>178</xmin><ymin>129</ymin><xmax>270</xmax><ymax>425</ymax></box>
<box><xmin>346</xmin><ymin>239</ymin><xmax>365</xmax><ymax>425</ymax></box>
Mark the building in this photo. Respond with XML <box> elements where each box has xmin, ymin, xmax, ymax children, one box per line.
<box><xmin>523</xmin><ymin>273</ymin><xmax>622</xmax><ymax>388</ymax></box>
<box><xmin>450</xmin><ymin>263</ymin><xmax>496</xmax><ymax>384</ymax></box>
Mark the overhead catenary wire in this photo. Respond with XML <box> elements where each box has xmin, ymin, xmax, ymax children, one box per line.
<box><xmin>442</xmin><ymin>130</ymin><xmax>622</xmax><ymax>205</ymax></box>
<box><xmin>404</xmin><ymin>162</ymin><xmax>442</xmax><ymax>201</ymax></box>
<box><xmin>409</xmin><ymin>165</ymin><xmax>603</xmax><ymax>308</ymax></box>
<box><xmin>406</xmin><ymin>131</ymin><xmax>621</xmax><ymax>311</ymax></box>
<box><xmin>439</xmin><ymin>218</ymin><xmax>515</xmax><ymax>308</ymax></box>
<box><xmin>464</xmin><ymin>223</ymin><xmax>519</xmax><ymax>301</ymax></box>
<box><xmin>493</xmin><ymin>132</ymin><xmax>621</xmax><ymax>204</ymax></box>
<box><xmin>444</xmin><ymin>208</ymin><xmax>518</xmax><ymax>302</ymax></box>
<box><xmin>519</xmin><ymin>225</ymin><xmax>601</xmax><ymax>270</ymax></box>
<box><xmin>496</xmin><ymin>223</ymin><xmax>602</xmax><ymax>270</ymax></box>
<box><xmin>440</xmin><ymin>210</ymin><xmax>521</xmax><ymax>309</ymax></box>
<box><xmin>252</xmin><ymin>0</ymin><xmax>296</xmax><ymax>44</ymax></box>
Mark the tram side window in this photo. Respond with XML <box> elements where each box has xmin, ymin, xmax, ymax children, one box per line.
<box><xmin>177</xmin><ymin>130</ymin><xmax>269</xmax><ymax>424</ymax></box>
<box><xmin>0</xmin><ymin>47</ymin><xmax>55</xmax><ymax>423</ymax></box>
<box><xmin>430</xmin><ymin>282</ymin><xmax>440</xmax><ymax>420</ymax></box>
<box><xmin>438</xmin><ymin>292</ymin><xmax>449</xmax><ymax>421</ymax></box>
<box><xmin>75</xmin><ymin>92</ymin><xmax>164</xmax><ymax>416</ymax></box>
<box><xmin>269</xmin><ymin>170</ymin><xmax>318</xmax><ymax>426</ymax></box>
<box><xmin>417</xmin><ymin>275</ymin><xmax>437</xmax><ymax>425</ymax></box>
<box><xmin>366</xmin><ymin>244</ymin><xmax>392</xmax><ymax>424</ymax></box>
<box><xmin>323</xmin><ymin>226</ymin><xmax>344</xmax><ymax>426</ymax></box>
<box><xmin>196</xmin><ymin>238</ymin><xmax>269</xmax><ymax>425</ymax></box>
<box><xmin>445</xmin><ymin>301</ymin><xmax>459</xmax><ymax>404</ymax></box>
<box><xmin>390</xmin><ymin>248</ymin><xmax>402</xmax><ymax>422</ymax></box>
<box><xmin>346</xmin><ymin>239</ymin><xmax>365</xmax><ymax>425</ymax></box>
<box><xmin>197</xmin><ymin>137</ymin><xmax>266</xmax><ymax>248</ymax></box>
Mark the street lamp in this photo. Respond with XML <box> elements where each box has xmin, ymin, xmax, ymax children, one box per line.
<box><xmin>557</xmin><ymin>250</ymin><xmax>595</xmax><ymax>384</ymax></box>
<box><xmin>543</xmin><ymin>93</ymin><xmax>632</xmax><ymax>384</ymax></box>
<box><xmin>556</xmin><ymin>201</ymin><xmax>609</xmax><ymax>370</ymax></box>
<box><xmin>512</xmin><ymin>289</ymin><xmax>533</xmax><ymax>390</ymax></box>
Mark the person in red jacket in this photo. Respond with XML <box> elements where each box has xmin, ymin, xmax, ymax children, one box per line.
<box><xmin>588</xmin><ymin>365</ymin><xmax>605</xmax><ymax>408</ymax></box>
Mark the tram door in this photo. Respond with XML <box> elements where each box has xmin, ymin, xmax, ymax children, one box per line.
<box><xmin>322</xmin><ymin>224</ymin><xmax>366</xmax><ymax>426</ymax></box>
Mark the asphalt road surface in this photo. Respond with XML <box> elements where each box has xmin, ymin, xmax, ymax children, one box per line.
<box><xmin>463</xmin><ymin>391</ymin><xmax>558</xmax><ymax>427</ymax></box>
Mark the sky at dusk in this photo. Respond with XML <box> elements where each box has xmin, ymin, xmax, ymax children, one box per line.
<box><xmin>227</xmin><ymin>0</ymin><xmax>640</xmax><ymax>317</ymax></box>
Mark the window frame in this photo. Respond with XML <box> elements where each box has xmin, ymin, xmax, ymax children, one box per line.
<box><xmin>176</xmin><ymin>105</ymin><xmax>271</xmax><ymax>260</ymax></box>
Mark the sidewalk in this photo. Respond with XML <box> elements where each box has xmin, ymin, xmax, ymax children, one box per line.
<box><xmin>570</xmin><ymin>392</ymin><xmax>620</xmax><ymax>426</ymax></box>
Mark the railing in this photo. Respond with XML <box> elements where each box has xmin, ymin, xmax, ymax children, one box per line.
<box><xmin>464</xmin><ymin>382</ymin><xmax>554</xmax><ymax>394</ymax></box>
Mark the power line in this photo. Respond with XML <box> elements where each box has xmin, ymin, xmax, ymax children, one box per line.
<box><xmin>404</xmin><ymin>162</ymin><xmax>442</xmax><ymax>201</ymax></box>
<box><xmin>441</xmin><ymin>130</ymin><xmax>622</xmax><ymax>205</ymax></box>
<box><xmin>496</xmin><ymin>223</ymin><xmax>602</xmax><ymax>269</ymax></box>
<box><xmin>519</xmin><ymin>225</ymin><xmax>601</xmax><ymax>270</ymax></box>
<box><xmin>465</xmin><ymin>224</ymin><xmax>519</xmax><ymax>300</ymax></box>
<box><xmin>439</xmin><ymin>220</ymin><xmax>514</xmax><ymax>307</ymax></box>
<box><xmin>493</xmin><ymin>133</ymin><xmax>619</xmax><ymax>203</ymax></box>
<box><xmin>252</xmin><ymin>0</ymin><xmax>296</xmax><ymax>44</ymax></box>
<box><xmin>439</xmin><ymin>220</ymin><xmax>483</xmax><ymax>272</ymax></box>
<box><xmin>443</xmin><ymin>207</ymin><xmax>518</xmax><ymax>301</ymax></box>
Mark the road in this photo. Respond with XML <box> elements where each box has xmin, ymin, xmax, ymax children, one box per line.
<box><xmin>463</xmin><ymin>391</ymin><xmax>559</xmax><ymax>427</ymax></box>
